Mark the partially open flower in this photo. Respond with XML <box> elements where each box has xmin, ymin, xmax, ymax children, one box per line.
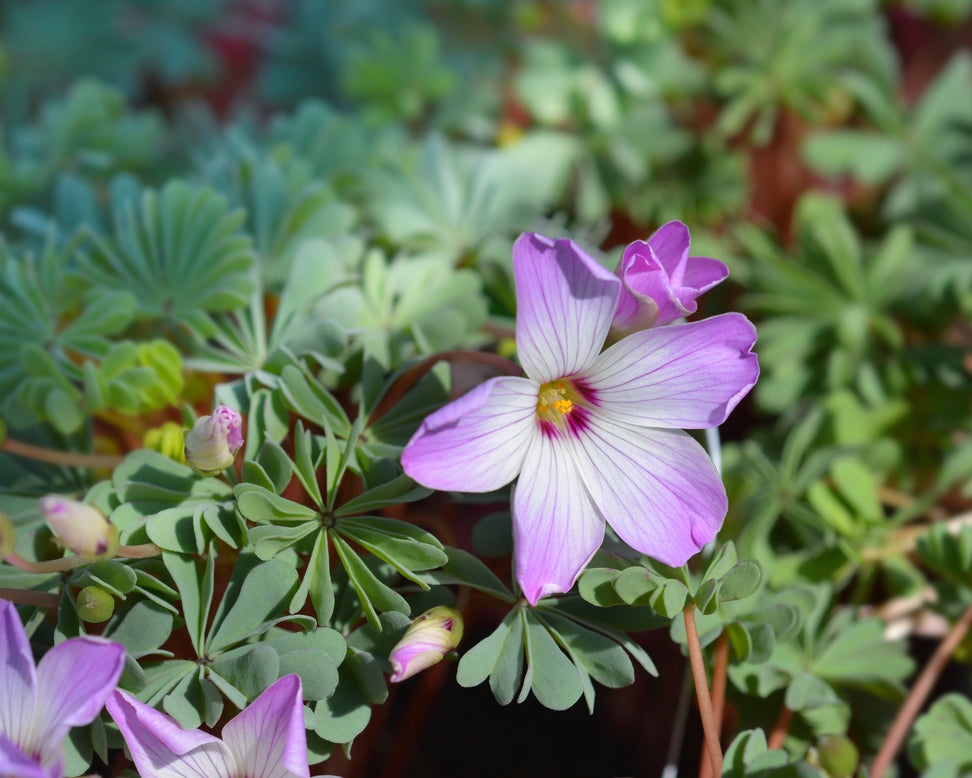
<box><xmin>389</xmin><ymin>606</ymin><xmax>464</xmax><ymax>682</ymax></box>
<box><xmin>40</xmin><ymin>495</ymin><xmax>119</xmax><ymax>558</ymax></box>
<box><xmin>184</xmin><ymin>405</ymin><xmax>243</xmax><ymax>475</ymax></box>
<box><xmin>611</xmin><ymin>221</ymin><xmax>728</xmax><ymax>337</ymax></box>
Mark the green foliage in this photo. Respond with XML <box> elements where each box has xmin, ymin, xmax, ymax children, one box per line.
<box><xmin>803</xmin><ymin>51</ymin><xmax>972</xmax><ymax>216</ymax></box>
<box><xmin>456</xmin><ymin>598</ymin><xmax>660</xmax><ymax>713</ymax></box>
<box><xmin>701</xmin><ymin>0</ymin><xmax>896</xmax><ymax>144</ymax></box>
<box><xmin>2</xmin><ymin>1</ymin><xmax>972</xmax><ymax>774</ymax></box>
<box><xmin>910</xmin><ymin>694</ymin><xmax>972</xmax><ymax>776</ymax></box>
<box><xmin>77</xmin><ymin>180</ymin><xmax>256</xmax><ymax>331</ymax></box>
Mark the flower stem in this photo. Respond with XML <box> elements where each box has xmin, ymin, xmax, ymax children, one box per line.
<box><xmin>117</xmin><ymin>543</ymin><xmax>163</xmax><ymax>558</ymax></box>
<box><xmin>870</xmin><ymin>599</ymin><xmax>972</xmax><ymax>778</ymax></box>
<box><xmin>767</xmin><ymin>704</ymin><xmax>793</xmax><ymax>751</ymax></box>
<box><xmin>684</xmin><ymin>605</ymin><xmax>723</xmax><ymax>777</ymax></box>
<box><xmin>0</xmin><ymin>587</ymin><xmax>60</xmax><ymax>607</ymax></box>
<box><xmin>699</xmin><ymin>631</ymin><xmax>730</xmax><ymax>778</ymax></box>
<box><xmin>2</xmin><ymin>437</ymin><xmax>125</xmax><ymax>470</ymax></box>
<box><xmin>4</xmin><ymin>543</ymin><xmax>161</xmax><ymax>573</ymax></box>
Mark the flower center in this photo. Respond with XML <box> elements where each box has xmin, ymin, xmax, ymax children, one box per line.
<box><xmin>537</xmin><ymin>380</ymin><xmax>573</xmax><ymax>416</ymax></box>
<box><xmin>534</xmin><ymin>377</ymin><xmax>596</xmax><ymax>438</ymax></box>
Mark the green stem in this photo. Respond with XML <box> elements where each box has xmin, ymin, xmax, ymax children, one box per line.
<box><xmin>2</xmin><ymin>437</ymin><xmax>124</xmax><ymax>470</ymax></box>
<box><xmin>4</xmin><ymin>543</ymin><xmax>161</xmax><ymax>573</ymax></box>
<box><xmin>684</xmin><ymin>605</ymin><xmax>723</xmax><ymax>777</ymax></box>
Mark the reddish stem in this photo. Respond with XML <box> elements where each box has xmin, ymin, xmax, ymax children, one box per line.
<box><xmin>699</xmin><ymin>631</ymin><xmax>730</xmax><ymax>778</ymax></box>
<box><xmin>0</xmin><ymin>587</ymin><xmax>60</xmax><ymax>607</ymax></box>
<box><xmin>767</xmin><ymin>704</ymin><xmax>794</xmax><ymax>751</ymax></box>
<box><xmin>684</xmin><ymin>606</ymin><xmax>724</xmax><ymax>777</ymax></box>
<box><xmin>871</xmin><ymin>600</ymin><xmax>972</xmax><ymax>778</ymax></box>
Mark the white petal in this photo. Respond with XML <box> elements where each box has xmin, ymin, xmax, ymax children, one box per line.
<box><xmin>31</xmin><ymin>636</ymin><xmax>125</xmax><ymax>749</ymax></box>
<box><xmin>583</xmin><ymin>313</ymin><xmax>758</xmax><ymax>429</ymax></box>
<box><xmin>402</xmin><ymin>377</ymin><xmax>538</xmax><ymax>492</ymax></box>
<box><xmin>222</xmin><ymin>676</ymin><xmax>309</xmax><ymax>778</ymax></box>
<box><xmin>0</xmin><ymin>600</ymin><xmax>37</xmax><ymax>748</ymax></box>
<box><xmin>513</xmin><ymin>233</ymin><xmax>620</xmax><ymax>383</ymax></box>
<box><xmin>568</xmin><ymin>416</ymin><xmax>726</xmax><ymax>566</ymax></box>
<box><xmin>106</xmin><ymin>690</ymin><xmax>235</xmax><ymax>778</ymax></box>
<box><xmin>512</xmin><ymin>434</ymin><xmax>605</xmax><ymax>604</ymax></box>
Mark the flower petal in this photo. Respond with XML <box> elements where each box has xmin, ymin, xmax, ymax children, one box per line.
<box><xmin>513</xmin><ymin>434</ymin><xmax>605</xmax><ymax>604</ymax></box>
<box><xmin>584</xmin><ymin>313</ymin><xmax>758</xmax><ymax>429</ymax></box>
<box><xmin>513</xmin><ymin>233</ymin><xmax>620</xmax><ymax>383</ymax></box>
<box><xmin>570</xmin><ymin>416</ymin><xmax>727</xmax><ymax>566</ymax></box>
<box><xmin>106</xmin><ymin>690</ymin><xmax>234</xmax><ymax>778</ymax></box>
<box><xmin>0</xmin><ymin>734</ymin><xmax>49</xmax><ymax>778</ymax></box>
<box><xmin>31</xmin><ymin>636</ymin><xmax>125</xmax><ymax>747</ymax></box>
<box><xmin>222</xmin><ymin>675</ymin><xmax>309</xmax><ymax>778</ymax></box>
<box><xmin>0</xmin><ymin>600</ymin><xmax>38</xmax><ymax>748</ymax></box>
<box><xmin>402</xmin><ymin>376</ymin><xmax>538</xmax><ymax>492</ymax></box>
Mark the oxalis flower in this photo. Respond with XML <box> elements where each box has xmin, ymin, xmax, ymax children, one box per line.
<box><xmin>0</xmin><ymin>598</ymin><xmax>125</xmax><ymax>778</ymax></box>
<box><xmin>402</xmin><ymin>233</ymin><xmax>758</xmax><ymax>604</ymax></box>
<box><xmin>611</xmin><ymin>220</ymin><xmax>729</xmax><ymax>336</ymax></box>
<box><xmin>107</xmin><ymin>675</ymin><xmax>327</xmax><ymax>778</ymax></box>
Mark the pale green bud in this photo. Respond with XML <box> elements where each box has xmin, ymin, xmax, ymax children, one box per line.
<box><xmin>184</xmin><ymin>405</ymin><xmax>243</xmax><ymax>475</ymax></box>
<box><xmin>389</xmin><ymin>606</ymin><xmax>464</xmax><ymax>682</ymax></box>
<box><xmin>40</xmin><ymin>495</ymin><xmax>119</xmax><ymax>557</ymax></box>
<box><xmin>817</xmin><ymin>735</ymin><xmax>859</xmax><ymax>778</ymax></box>
<box><xmin>0</xmin><ymin>511</ymin><xmax>15</xmax><ymax>557</ymax></box>
<box><xmin>77</xmin><ymin>585</ymin><xmax>116</xmax><ymax>623</ymax></box>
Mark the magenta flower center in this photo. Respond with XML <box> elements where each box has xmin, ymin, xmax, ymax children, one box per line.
<box><xmin>535</xmin><ymin>378</ymin><xmax>596</xmax><ymax>440</ymax></box>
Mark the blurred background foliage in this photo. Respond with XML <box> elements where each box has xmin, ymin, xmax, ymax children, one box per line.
<box><xmin>2</xmin><ymin>0</ymin><xmax>972</xmax><ymax>776</ymax></box>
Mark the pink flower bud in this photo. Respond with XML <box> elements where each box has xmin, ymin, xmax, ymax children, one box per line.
<box><xmin>40</xmin><ymin>496</ymin><xmax>119</xmax><ymax>557</ymax></box>
<box><xmin>389</xmin><ymin>606</ymin><xmax>464</xmax><ymax>682</ymax></box>
<box><xmin>611</xmin><ymin>221</ymin><xmax>728</xmax><ymax>337</ymax></box>
<box><xmin>184</xmin><ymin>405</ymin><xmax>243</xmax><ymax>475</ymax></box>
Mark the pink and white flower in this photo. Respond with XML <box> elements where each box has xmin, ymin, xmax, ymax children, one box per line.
<box><xmin>107</xmin><ymin>675</ymin><xmax>317</xmax><ymax>778</ymax></box>
<box><xmin>0</xmin><ymin>599</ymin><xmax>125</xmax><ymax>778</ymax></box>
<box><xmin>402</xmin><ymin>233</ymin><xmax>758</xmax><ymax>604</ymax></box>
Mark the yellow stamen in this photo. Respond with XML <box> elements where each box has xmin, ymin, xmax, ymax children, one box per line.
<box><xmin>536</xmin><ymin>379</ymin><xmax>583</xmax><ymax>427</ymax></box>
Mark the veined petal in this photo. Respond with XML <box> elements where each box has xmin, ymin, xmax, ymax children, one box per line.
<box><xmin>646</xmin><ymin>221</ymin><xmax>691</xmax><ymax>277</ymax></box>
<box><xmin>584</xmin><ymin>313</ymin><xmax>758</xmax><ymax>429</ymax></box>
<box><xmin>513</xmin><ymin>435</ymin><xmax>605</xmax><ymax>604</ymax></box>
<box><xmin>513</xmin><ymin>233</ymin><xmax>620</xmax><ymax>383</ymax></box>
<box><xmin>0</xmin><ymin>735</ymin><xmax>48</xmax><ymax>778</ymax></box>
<box><xmin>222</xmin><ymin>675</ymin><xmax>309</xmax><ymax>778</ymax></box>
<box><xmin>0</xmin><ymin>600</ymin><xmax>37</xmax><ymax>748</ymax></box>
<box><xmin>106</xmin><ymin>690</ymin><xmax>235</xmax><ymax>778</ymax></box>
<box><xmin>30</xmin><ymin>636</ymin><xmax>125</xmax><ymax>748</ymax></box>
<box><xmin>402</xmin><ymin>376</ymin><xmax>538</xmax><ymax>492</ymax></box>
<box><xmin>570</xmin><ymin>417</ymin><xmax>726</xmax><ymax>566</ymax></box>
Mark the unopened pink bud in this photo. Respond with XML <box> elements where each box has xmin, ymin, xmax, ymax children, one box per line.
<box><xmin>389</xmin><ymin>606</ymin><xmax>464</xmax><ymax>682</ymax></box>
<box><xmin>184</xmin><ymin>405</ymin><xmax>243</xmax><ymax>475</ymax></box>
<box><xmin>40</xmin><ymin>496</ymin><xmax>119</xmax><ymax>557</ymax></box>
